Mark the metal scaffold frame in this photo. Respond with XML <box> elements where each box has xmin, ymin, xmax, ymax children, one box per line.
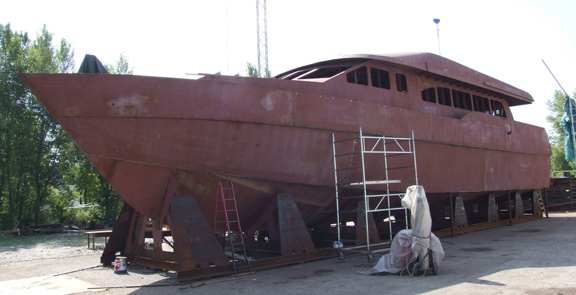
<box><xmin>331</xmin><ymin>128</ymin><xmax>419</xmax><ymax>257</ymax></box>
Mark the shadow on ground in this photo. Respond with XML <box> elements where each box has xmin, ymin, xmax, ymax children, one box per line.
<box><xmin>105</xmin><ymin>214</ymin><xmax>576</xmax><ymax>295</ymax></box>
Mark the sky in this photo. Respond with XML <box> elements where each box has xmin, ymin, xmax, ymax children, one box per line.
<box><xmin>1</xmin><ymin>0</ymin><xmax>575</xmax><ymax>132</ymax></box>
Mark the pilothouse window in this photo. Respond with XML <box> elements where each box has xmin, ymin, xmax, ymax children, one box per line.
<box><xmin>346</xmin><ymin>67</ymin><xmax>368</xmax><ymax>85</ymax></box>
<box><xmin>473</xmin><ymin>95</ymin><xmax>490</xmax><ymax>113</ymax></box>
<box><xmin>370</xmin><ymin>68</ymin><xmax>390</xmax><ymax>89</ymax></box>
<box><xmin>491</xmin><ymin>100</ymin><xmax>506</xmax><ymax>117</ymax></box>
<box><xmin>396</xmin><ymin>73</ymin><xmax>408</xmax><ymax>92</ymax></box>
<box><xmin>421</xmin><ymin>88</ymin><xmax>437</xmax><ymax>103</ymax></box>
<box><xmin>452</xmin><ymin>90</ymin><xmax>472</xmax><ymax>110</ymax></box>
<box><xmin>437</xmin><ymin>87</ymin><xmax>452</xmax><ymax>106</ymax></box>
<box><xmin>421</xmin><ymin>85</ymin><xmax>506</xmax><ymax>118</ymax></box>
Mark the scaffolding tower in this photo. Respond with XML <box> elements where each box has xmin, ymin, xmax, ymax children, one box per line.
<box><xmin>331</xmin><ymin>128</ymin><xmax>419</xmax><ymax>257</ymax></box>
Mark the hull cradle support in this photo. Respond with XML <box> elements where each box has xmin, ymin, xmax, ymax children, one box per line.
<box><xmin>101</xmin><ymin>177</ymin><xmax>320</xmax><ymax>280</ymax></box>
<box><xmin>434</xmin><ymin>190</ymin><xmax>546</xmax><ymax>237</ymax></box>
<box><xmin>101</xmin><ymin>184</ymin><xmax>546</xmax><ymax>281</ymax></box>
<box><xmin>100</xmin><ymin>168</ymin><xmax>547</xmax><ymax>281</ymax></box>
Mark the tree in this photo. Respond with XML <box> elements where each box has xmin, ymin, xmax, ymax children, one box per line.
<box><xmin>245</xmin><ymin>62</ymin><xmax>270</xmax><ymax>78</ymax></box>
<box><xmin>26</xmin><ymin>26</ymin><xmax>77</xmax><ymax>225</ymax></box>
<box><xmin>546</xmin><ymin>90</ymin><xmax>576</xmax><ymax>176</ymax></box>
<box><xmin>0</xmin><ymin>24</ymin><xmax>80</xmax><ymax>228</ymax></box>
<box><xmin>0</xmin><ymin>24</ymin><xmax>130</xmax><ymax>230</ymax></box>
<box><xmin>246</xmin><ymin>62</ymin><xmax>258</xmax><ymax>77</ymax></box>
<box><xmin>106</xmin><ymin>54</ymin><xmax>133</xmax><ymax>74</ymax></box>
<box><xmin>0</xmin><ymin>24</ymin><xmax>138</xmax><ymax>230</ymax></box>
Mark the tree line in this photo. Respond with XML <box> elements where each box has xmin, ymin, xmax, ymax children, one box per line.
<box><xmin>0</xmin><ymin>24</ymin><xmax>130</xmax><ymax>231</ymax></box>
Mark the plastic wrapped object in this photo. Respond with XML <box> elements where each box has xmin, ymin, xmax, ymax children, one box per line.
<box><xmin>372</xmin><ymin>229</ymin><xmax>413</xmax><ymax>273</ymax></box>
<box><xmin>372</xmin><ymin>185</ymin><xmax>445</xmax><ymax>274</ymax></box>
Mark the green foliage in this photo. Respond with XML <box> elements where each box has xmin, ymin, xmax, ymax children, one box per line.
<box><xmin>246</xmin><ymin>62</ymin><xmax>258</xmax><ymax>77</ymax></box>
<box><xmin>546</xmin><ymin>90</ymin><xmax>576</xmax><ymax>175</ymax></box>
<box><xmin>550</xmin><ymin>145</ymin><xmax>574</xmax><ymax>176</ymax></box>
<box><xmin>546</xmin><ymin>91</ymin><xmax>568</xmax><ymax>145</ymax></box>
<box><xmin>106</xmin><ymin>54</ymin><xmax>133</xmax><ymax>74</ymax></box>
<box><xmin>0</xmin><ymin>24</ymin><xmax>125</xmax><ymax>230</ymax></box>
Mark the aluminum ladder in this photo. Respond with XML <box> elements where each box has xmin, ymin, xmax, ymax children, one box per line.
<box><xmin>214</xmin><ymin>180</ymin><xmax>250</xmax><ymax>272</ymax></box>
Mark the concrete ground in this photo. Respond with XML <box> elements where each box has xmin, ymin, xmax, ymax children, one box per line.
<box><xmin>1</xmin><ymin>213</ymin><xmax>576</xmax><ymax>295</ymax></box>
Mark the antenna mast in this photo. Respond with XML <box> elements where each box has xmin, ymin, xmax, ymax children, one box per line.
<box><xmin>256</xmin><ymin>0</ymin><xmax>270</xmax><ymax>77</ymax></box>
<box><xmin>542</xmin><ymin>59</ymin><xmax>570</xmax><ymax>98</ymax></box>
<box><xmin>433</xmin><ymin>18</ymin><xmax>441</xmax><ymax>56</ymax></box>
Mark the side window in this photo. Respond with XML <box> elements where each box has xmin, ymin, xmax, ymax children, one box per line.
<box><xmin>346</xmin><ymin>67</ymin><xmax>368</xmax><ymax>85</ymax></box>
<box><xmin>299</xmin><ymin>66</ymin><xmax>350</xmax><ymax>79</ymax></box>
<box><xmin>370</xmin><ymin>68</ymin><xmax>390</xmax><ymax>89</ymax></box>
<box><xmin>284</xmin><ymin>69</ymin><xmax>309</xmax><ymax>80</ymax></box>
<box><xmin>491</xmin><ymin>100</ymin><xmax>506</xmax><ymax>117</ymax></box>
<box><xmin>421</xmin><ymin>88</ymin><xmax>436</xmax><ymax>103</ymax></box>
<box><xmin>437</xmin><ymin>87</ymin><xmax>452</xmax><ymax>106</ymax></box>
<box><xmin>452</xmin><ymin>90</ymin><xmax>472</xmax><ymax>110</ymax></box>
<box><xmin>473</xmin><ymin>95</ymin><xmax>490</xmax><ymax>114</ymax></box>
<box><xmin>396</xmin><ymin>73</ymin><xmax>408</xmax><ymax>92</ymax></box>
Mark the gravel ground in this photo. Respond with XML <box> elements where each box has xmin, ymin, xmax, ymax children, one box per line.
<box><xmin>0</xmin><ymin>233</ymin><xmax>102</xmax><ymax>267</ymax></box>
<box><xmin>2</xmin><ymin>214</ymin><xmax>576</xmax><ymax>294</ymax></box>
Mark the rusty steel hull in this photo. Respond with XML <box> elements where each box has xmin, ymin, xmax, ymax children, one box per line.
<box><xmin>22</xmin><ymin>72</ymin><xmax>550</xmax><ymax>225</ymax></box>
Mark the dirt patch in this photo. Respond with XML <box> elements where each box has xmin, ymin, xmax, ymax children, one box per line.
<box><xmin>0</xmin><ymin>233</ymin><xmax>101</xmax><ymax>266</ymax></box>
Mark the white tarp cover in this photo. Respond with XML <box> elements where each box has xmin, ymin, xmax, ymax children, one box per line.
<box><xmin>373</xmin><ymin>185</ymin><xmax>445</xmax><ymax>274</ymax></box>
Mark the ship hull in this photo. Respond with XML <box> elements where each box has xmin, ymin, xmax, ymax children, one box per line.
<box><xmin>22</xmin><ymin>73</ymin><xmax>550</xmax><ymax>229</ymax></box>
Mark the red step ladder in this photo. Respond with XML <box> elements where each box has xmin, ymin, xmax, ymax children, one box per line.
<box><xmin>214</xmin><ymin>180</ymin><xmax>250</xmax><ymax>271</ymax></box>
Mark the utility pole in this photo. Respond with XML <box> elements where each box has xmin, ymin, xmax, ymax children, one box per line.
<box><xmin>433</xmin><ymin>18</ymin><xmax>441</xmax><ymax>56</ymax></box>
<box><xmin>256</xmin><ymin>0</ymin><xmax>270</xmax><ymax>77</ymax></box>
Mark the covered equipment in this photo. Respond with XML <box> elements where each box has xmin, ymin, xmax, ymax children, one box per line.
<box><xmin>372</xmin><ymin>185</ymin><xmax>445</xmax><ymax>275</ymax></box>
